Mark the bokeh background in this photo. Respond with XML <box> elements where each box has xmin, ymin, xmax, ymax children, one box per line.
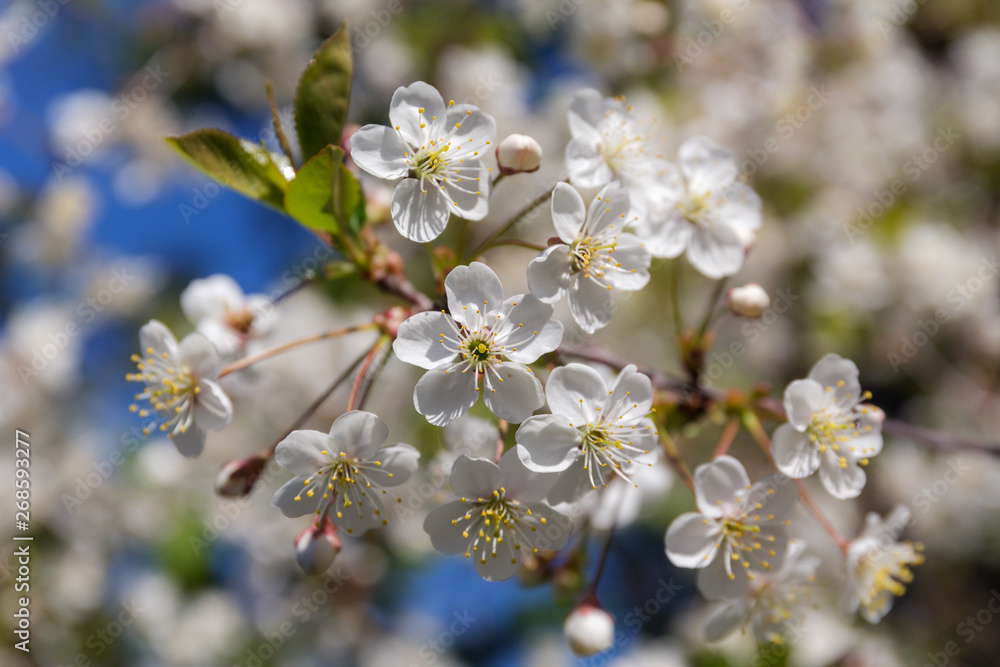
<box><xmin>2</xmin><ymin>0</ymin><xmax>1000</xmax><ymax>665</ymax></box>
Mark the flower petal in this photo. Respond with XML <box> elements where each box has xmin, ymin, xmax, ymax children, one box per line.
<box><xmin>483</xmin><ymin>362</ymin><xmax>544</xmax><ymax>423</ymax></box>
<box><xmin>515</xmin><ymin>415</ymin><xmax>582</xmax><ymax>472</ymax></box>
<box><xmin>424</xmin><ymin>501</ymin><xmax>476</xmax><ymax>554</ymax></box>
<box><xmin>527</xmin><ymin>245</ymin><xmax>574</xmax><ymax>303</ymax></box>
<box><xmin>584</xmin><ymin>181</ymin><xmax>631</xmax><ymax>237</ymax></box>
<box><xmin>807</xmin><ymin>354</ymin><xmax>862</xmax><ymax>408</ymax></box>
<box><xmin>783</xmin><ymin>379</ymin><xmax>824</xmax><ymax>429</ymax></box>
<box><xmin>193</xmin><ymin>379</ymin><xmax>233</xmax><ymax>431</ymax></box>
<box><xmin>473</xmin><ymin>534</ymin><xmax>520</xmax><ymax>581</ymax></box>
<box><xmin>545</xmin><ymin>459</ymin><xmax>595</xmax><ymax>505</ymax></box>
<box><xmin>445</xmin><ymin>261</ymin><xmax>504</xmax><ymax>328</ymax></box>
<box><xmin>639</xmin><ymin>213</ymin><xmax>690</xmax><ymax>259</ymax></box>
<box><xmin>695</xmin><ymin>455</ymin><xmax>750</xmax><ymax>517</ymax></box>
<box><xmin>414</xmin><ymin>366</ymin><xmax>479</xmax><ymax>427</ymax></box>
<box><xmin>703</xmin><ymin>599</ymin><xmax>751</xmax><ymax>641</ymax></box>
<box><xmin>329</xmin><ymin>410</ymin><xmax>389</xmax><ymax>458</ymax></box>
<box><xmin>568</xmin><ymin>274</ymin><xmax>614</xmax><ymax>334</ymax></box>
<box><xmin>818</xmin><ymin>451</ymin><xmax>866</xmax><ymax>499</ymax></box>
<box><xmin>449</xmin><ymin>454</ymin><xmax>502</xmax><ymax>499</ymax></box>
<box><xmin>180</xmin><ymin>274</ymin><xmax>244</xmax><ymax>324</ymax></box>
<box><xmin>388</xmin><ymin>81</ymin><xmax>445</xmax><ymax>147</ymax></box>
<box><xmin>600</xmin><ymin>234</ymin><xmax>651</xmax><ymax>291</ymax></box>
<box><xmin>178</xmin><ymin>332</ymin><xmax>222</xmax><ymax>379</ymax></box>
<box><xmin>772</xmin><ymin>424</ymin><xmax>819</xmax><ymax>479</ymax></box>
<box><xmin>566</xmin><ymin>137</ymin><xmax>612</xmax><ymax>189</ymax></box>
<box><xmin>366</xmin><ymin>443</ymin><xmax>420</xmax><ymax>487</ymax></box>
<box><xmin>550</xmin><ymin>182</ymin><xmax>586</xmax><ymax>243</ymax></box>
<box><xmin>497</xmin><ymin>296</ymin><xmax>563</xmax><ymax>364</ymax></box>
<box><xmin>139</xmin><ymin>319</ymin><xmax>179</xmax><ymax>359</ymax></box>
<box><xmin>391</xmin><ymin>178</ymin><xmax>451</xmax><ymax>242</ymax></box>
<box><xmin>498</xmin><ymin>447</ymin><xmax>558</xmax><ymax>502</ymax></box>
<box><xmin>442</xmin><ymin>160</ymin><xmax>490</xmax><ymax>221</ymax></box>
<box><xmin>679</xmin><ymin>136</ymin><xmax>739</xmax><ymax>195</ymax></box>
<box><xmin>444</xmin><ymin>104</ymin><xmax>497</xmax><ymax>157</ymax></box>
<box><xmin>349</xmin><ymin>124</ymin><xmax>411</xmax><ymax>180</ymax></box>
<box><xmin>393</xmin><ymin>311</ymin><xmax>459</xmax><ymax>370</ymax></box>
<box><xmin>274</xmin><ymin>430</ymin><xmax>334</xmax><ymax>475</ymax></box>
<box><xmin>272</xmin><ymin>476</ymin><xmax>322</xmax><ymax>517</ymax></box>
<box><xmin>567</xmin><ymin>89</ymin><xmax>606</xmax><ymax>138</ymax></box>
<box><xmin>522</xmin><ymin>501</ymin><xmax>572</xmax><ymax>552</ymax></box>
<box><xmin>747</xmin><ymin>475</ymin><xmax>799</xmax><ymax>522</ymax></box>
<box><xmin>170</xmin><ymin>424</ymin><xmax>206</xmax><ymax>458</ymax></box>
<box><xmin>607</xmin><ymin>363</ymin><xmax>653</xmax><ymax>416</ymax></box>
<box><xmin>665</xmin><ymin>512</ymin><xmax>721</xmax><ymax>568</ymax></box>
<box><xmin>545</xmin><ymin>363</ymin><xmax>608</xmax><ymax>424</ymax></box>
<box><xmin>686</xmin><ymin>225</ymin><xmax>746</xmax><ymax>279</ymax></box>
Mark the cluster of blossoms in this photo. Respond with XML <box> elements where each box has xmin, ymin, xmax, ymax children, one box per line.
<box><xmin>133</xmin><ymin>80</ymin><xmax>926</xmax><ymax>658</ymax></box>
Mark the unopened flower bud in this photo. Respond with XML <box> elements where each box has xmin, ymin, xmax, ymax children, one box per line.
<box><xmin>496</xmin><ymin>134</ymin><xmax>542</xmax><ymax>175</ymax></box>
<box><xmin>215</xmin><ymin>454</ymin><xmax>268</xmax><ymax>497</ymax></box>
<box><xmin>728</xmin><ymin>283</ymin><xmax>770</xmax><ymax>318</ymax></box>
<box><xmin>563</xmin><ymin>604</ymin><xmax>615</xmax><ymax>657</ymax></box>
<box><xmin>295</xmin><ymin>520</ymin><xmax>342</xmax><ymax>575</ymax></box>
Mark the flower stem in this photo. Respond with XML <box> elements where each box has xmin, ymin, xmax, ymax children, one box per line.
<box><xmin>263</xmin><ymin>345</ymin><xmax>374</xmax><ymax>456</ymax></box>
<box><xmin>713</xmin><ymin>415</ymin><xmax>740</xmax><ymax>459</ymax></box>
<box><xmin>584</xmin><ymin>525</ymin><xmax>616</xmax><ymax>600</ymax></box>
<box><xmin>670</xmin><ymin>259</ymin><xmax>684</xmax><ymax>335</ymax></box>
<box><xmin>696</xmin><ymin>278</ymin><xmax>728</xmax><ymax>342</ymax></box>
<box><xmin>488</xmin><ymin>238</ymin><xmax>546</xmax><ymax>252</ymax></box>
<box><xmin>658</xmin><ymin>430</ymin><xmax>695</xmax><ymax>493</ymax></box>
<box><xmin>468</xmin><ymin>185</ymin><xmax>556</xmax><ymax>258</ymax></box>
<box><xmin>495</xmin><ymin>419</ymin><xmax>508</xmax><ymax>463</ymax></box>
<box><xmin>490</xmin><ymin>171</ymin><xmax>506</xmax><ymax>189</ymax></box>
<box><xmin>741</xmin><ymin>410</ymin><xmax>850</xmax><ymax>553</ymax></box>
<box><xmin>347</xmin><ymin>335</ymin><xmax>390</xmax><ymax>411</ymax></box>
<box><xmin>219</xmin><ymin>322</ymin><xmax>377</xmax><ymax>377</ymax></box>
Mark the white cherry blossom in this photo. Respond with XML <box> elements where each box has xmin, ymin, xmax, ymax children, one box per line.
<box><xmin>515</xmin><ymin>363</ymin><xmax>657</xmax><ymax>505</ymax></box>
<box><xmin>665</xmin><ymin>456</ymin><xmax>798</xmax><ymax>600</ymax></box>
<box><xmin>392</xmin><ymin>262</ymin><xmax>563</xmax><ymax>426</ymax></box>
<box><xmin>703</xmin><ymin>541</ymin><xmax>821</xmax><ymax>644</ymax></box>
<box><xmin>180</xmin><ymin>273</ymin><xmax>274</xmax><ymax>362</ymax></box>
<box><xmin>772</xmin><ymin>354</ymin><xmax>884</xmax><ymax>499</ymax></box>
<box><xmin>527</xmin><ymin>182</ymin><xmax>651</xmax><ymax>333</ymax></box>
<box><xmin>843</xmin><ymin>506</ymin><xmax>924</xmax><ymax>624</ymax></box>
<box><xmin>564</xmin><ymin>89</ymin><xmax>671</xmax><ymax>197</ymax></box>
<box><xmin>423</xmin><ymin>450</ymin><xmax>571</xmax><ymax>581</ymax></box>
<box><xmin>350</xmin><ymin>81</ymin><xmax>496</xmax><ymax>242</ymax></box>
<box><xmin>271</xmin><ymin>411</ymin><xmax>420</xmax><ymax>535</ymax></box>
<box><xmin>637</xmin><ymin>136</ymin><xmax>763</xmax><ymax>278</ymax></box>
<box><xmin>127</xmin><ymin>320</ymin><xmax>233</xmax><ymax>458</ymax></box>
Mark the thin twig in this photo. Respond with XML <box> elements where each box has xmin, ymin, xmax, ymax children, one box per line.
<box><xmin>713</xmin><ymin>416</ymin><xmax>740</xmax><ymax>459</ymax></box>
<box><xmin>659</xmin><ymin>430</ymin><xmax>695</xmax><ymax>493</ymax></box>
<box><xmin>584</xmin><ymin>525</ymin><xmax>617</xmax><ymax>600</ymax></box>
<box><xmin>265</xmin><ymin>80</ymin><xmax>297</xmax><ymax>169</ymax></box>
<box><xmin>347</xmin><ymin>337</ymin><xmax>388</xmax><ymax>411</ymax></box>
<box><xmin>220</xmin><ymin>323</ymin><xmax>377</xmax><ymax>377</ymax></box>
<box><xmin>468</xmin><ymin>186</ymin><xmax>554</xmax><ymax>258</ymax></box>
<box><xmin>495</xmin><ymin>420</ymin><xmax>508</xmax><ymax>463</ymax></box>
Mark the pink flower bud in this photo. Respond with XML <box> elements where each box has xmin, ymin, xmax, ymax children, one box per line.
<box><xmin>496</xmin><ymin>134</ymin><xmax>542</xmax><ymax>175</ymax></box>
<box><xmin>215</xmin><ymin>454</ymin><xmax>268</xmax><ymax>497</ymax></box>
<box><xmin>295</xmin><ymin>520</ymin><xmax>342</xmax><ymax>575</ymax></box>
<box><xmin>563</xmin><ymin>604</ymin><xmax>615</xmax><ymax>657</ymax></box>
<box><xmin>727</xmin><ymin>283</ymin><xmax>770</xmax><ymax>318</ymax></box>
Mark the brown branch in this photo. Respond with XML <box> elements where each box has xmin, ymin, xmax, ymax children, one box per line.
<box><xmin>375</xmin><ymin>272</ymin><xmax>434</xmax><ymax>312</ymax></box>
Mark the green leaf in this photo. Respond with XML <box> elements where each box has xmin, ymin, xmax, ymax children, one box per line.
<box><xmin>295</xmin><ymin>23</ymin><xmax>353</xmax><ymax>163</ymax></box>
<box><xmin>166</xmin><ymin>129</ymin><xmax>288</xmax><ymax>210</ymax></box>
<box><xmin>284</xmin><ymin>145</ymin><xmax>366</xmax><ymax>238</ymax></box>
